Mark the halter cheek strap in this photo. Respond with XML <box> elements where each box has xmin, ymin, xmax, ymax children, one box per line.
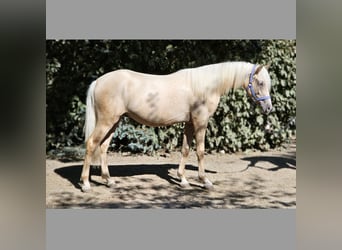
<box><xmin>248</xmin><ymin>64</ymin><xmax>270</xmax><ymax>102</ymax></box>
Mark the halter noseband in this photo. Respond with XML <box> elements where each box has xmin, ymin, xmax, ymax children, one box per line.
<box><xmin>248</xmin><ymin>64</ymin><xmax>270</xmax><ymax>102</ymax></box>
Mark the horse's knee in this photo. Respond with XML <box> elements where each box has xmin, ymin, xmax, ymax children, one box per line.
<box><xmin>196</xmin><ymin>149</ymin><xmax>204</xmax><ymax>161</ymax></box>
<box><xmin>182</xmin><ymin>146</ymin><xmax>190</xmax><ymax>157</ymax></box>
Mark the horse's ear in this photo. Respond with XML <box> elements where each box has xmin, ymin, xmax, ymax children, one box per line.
<box><xmin>255</xmin><ymin>65</ymin><xmax>263</xmax><ymax>74</ymax></box>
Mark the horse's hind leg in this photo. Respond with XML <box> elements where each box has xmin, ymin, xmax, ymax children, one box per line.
<box><xmin>81</xmin><ymin>128</ymin><xmax>103</xmax><ymax>192</ymax></box>
<box><xmin>80</xmin><ymin>121</ymin><xmax>115</xmax><ymax>192</ymax></box>
<box><xmin>99</xmin><ymin>118</ymin><xmax>120</xmax><ymax>187</ymax></box>
<box><xmin>81</xmin><ymin>139</ymin><xmax>95</xmax><ymax>192</ymax></box>
<box><xmin>177</xmin><ymin>122</ymin><xmax>194</xmax><ymax>188</ymax></box>
<box><xmin>100</xmin><ymin>132</ymin><xmax>115</xmax><ymax>187</ymax></box>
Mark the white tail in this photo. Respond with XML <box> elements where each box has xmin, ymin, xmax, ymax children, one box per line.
<box><xmin>84</xmin><ymin>80</ymin><xmax>100</xmax><ymax>164</ymax></box>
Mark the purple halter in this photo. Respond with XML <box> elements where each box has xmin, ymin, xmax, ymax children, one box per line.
<box><xmin>248</xmin><ymin>65</ymin><xmax>270</xmax><ymax>102</ymax></box>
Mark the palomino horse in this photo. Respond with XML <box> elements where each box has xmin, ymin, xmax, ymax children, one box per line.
<box><xmin>80</xmin><ymin>61</ymin><xmax>272</xmax><ymax>192</ymax></box>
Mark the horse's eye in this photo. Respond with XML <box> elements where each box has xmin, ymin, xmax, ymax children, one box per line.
<box><xmin>258</xmin><ymin>81</ymin><xmax>264</xmax><ymax>86</ymax></box>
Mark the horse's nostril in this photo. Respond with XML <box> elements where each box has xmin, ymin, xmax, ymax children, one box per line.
<box><xmin>265</xmin><ymin>106</ymin><xmax>272</xmax><ymax>113</ymax></box>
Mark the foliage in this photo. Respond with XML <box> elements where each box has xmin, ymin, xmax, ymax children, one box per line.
<box><xmin>46</xmin><ymin>40</ymin><xmax>296</xmax><ymax>154</ymax></box>
<box><xmin>110</xmin><ymin>117</ymin><xmax>161</xmax><ymax>154</ymax></box>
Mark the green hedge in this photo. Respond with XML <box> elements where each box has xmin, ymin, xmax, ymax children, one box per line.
<box><xmin>46</xmin><ymin>40</ymin><xmax>296</xmax><ymax>154</ymax></box>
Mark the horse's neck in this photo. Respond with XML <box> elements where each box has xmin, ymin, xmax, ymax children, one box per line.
<box><xmin>187</xmin><ymin>62</ymin><xmax>253</xmax><ymax>99</ymax></box>
<box><xmin>221</xmin><ymin>62</ymin><xmax>253</xmax><ymax>92</ymax></box>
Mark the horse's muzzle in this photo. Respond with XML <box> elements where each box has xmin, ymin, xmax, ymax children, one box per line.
<box><xmin>265</xmin><ymin>105</ymin><xmax>273</xmax><ymax>114</ymax></box>
<box><xmin>260</xmin><ymin>100</ymin><xmax>273</xmax><ymax>114</ymax></box>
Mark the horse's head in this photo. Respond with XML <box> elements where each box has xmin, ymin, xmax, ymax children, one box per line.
<box><xmin>246</xmin><ymin>64</ymin><xmax>273</xmax><ymax>114</ymax></box>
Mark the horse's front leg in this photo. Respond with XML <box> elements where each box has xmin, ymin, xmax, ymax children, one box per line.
<box><xmin>194</xmin><ymin>124</ymin><xmax>213</xmax><ymax>189</ymax></box>
<box><xmin>177</xmin><ymin>122</ymin><xmax>194</xmax><ymax>188</ymax></box>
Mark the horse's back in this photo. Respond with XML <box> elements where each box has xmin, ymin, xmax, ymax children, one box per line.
<box><xmin>96</xmin><ymin>69</ymin><xmax>190</xmax><ymax>96</ymax></box>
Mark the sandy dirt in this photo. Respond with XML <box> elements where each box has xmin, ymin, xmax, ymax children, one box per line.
<box><xmin>46</xmin><ymin>142</ymin><xmax>296</xmax><ymax>209</ymax></box>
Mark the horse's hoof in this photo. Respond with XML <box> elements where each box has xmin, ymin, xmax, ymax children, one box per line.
<box><xmin>203</xmin><ymin>180</ymin><xmax>214</xmax><ymax>190</ymax></box>
<box><xmin>81</xmin><ymin>184</ymin><xmax>92</xmax><ymax>193</ymax></box>
<box><xmin>180</xmin><ymin>180</ymin><xmax>191</xmax><ymax>189</ymax></box>
<box><xmin>106</xmin><ymin>179</ymin><xmax>115</xmax><ymax>188</ymax></box>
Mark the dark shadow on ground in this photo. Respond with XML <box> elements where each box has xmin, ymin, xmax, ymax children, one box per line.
<box><xmin>241</xmin><ymin>155</ymin><xmax>296</xmax><ymax>171</ymax></box>
<box><xmin>54</xmin><ymin>163</ymin><xmax>217</xmax><ymax>190</ymax></box>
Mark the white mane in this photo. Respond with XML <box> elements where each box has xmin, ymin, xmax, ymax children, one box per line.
<box><xmin>186</xmin><ymin>61</ymin><xmax>254</xmax><ymax>98</ymax></box>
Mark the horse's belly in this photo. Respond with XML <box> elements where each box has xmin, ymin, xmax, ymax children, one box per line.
<box><xmin>127</xmin><ymin>108</ymin><xmax>190</xmax><ymax>127</ymax></box>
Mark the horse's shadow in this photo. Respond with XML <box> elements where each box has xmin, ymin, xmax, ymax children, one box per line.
<box><xmin>54</xmin><ymin>163</ymin><xmax>216</xmax><ymax>190</ymax></box>
<box><xmin>241</xmin><ymin>155</ymin><xmax>296</xmax><ymax>171</ymax></box>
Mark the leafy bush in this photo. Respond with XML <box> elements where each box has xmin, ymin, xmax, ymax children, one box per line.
<box><xmin>46</xmin><ymin>40</ymin><xmax>296</xmax><ymax>154</ymax></box>
<box><xmin>110</xmin><ymin>117</ymin><xmax>161</xmax><ymax>154</ymax></box>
